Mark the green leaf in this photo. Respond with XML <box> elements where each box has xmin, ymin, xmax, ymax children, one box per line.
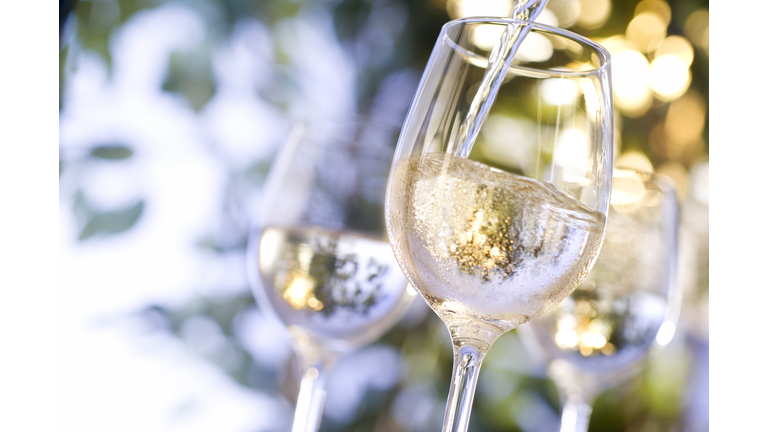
<box><xmin>79</xmin><ymin>200</ymin><xmax>145</xmax><ymax>241</ymax></box>
<box><xmin>90</xmin><ymin>145</ymin><xmax>134</xmax><ymax>160</ymax></box>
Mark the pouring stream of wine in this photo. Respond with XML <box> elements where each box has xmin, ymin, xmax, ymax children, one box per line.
<box><xmin>450</xmin><ymin>0</ymin><xmax>549</xmax><ymax>159</ymax></box>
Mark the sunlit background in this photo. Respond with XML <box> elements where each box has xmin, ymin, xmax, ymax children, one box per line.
<box><xmin>53</xmin><ymin>0</ymin><xmax>709</xmax><ymax>431</ymax></box>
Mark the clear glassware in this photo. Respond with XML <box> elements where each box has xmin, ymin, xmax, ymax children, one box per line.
<box><xmin>519</xmin><ymin>169</ymin><xmax>680</xmax><ymax>432</ymax></box>
<box><xmin>246</xmin><ymin>117</ymin><xmax>416</xmax><ymax>432</ymax></box>
<box><xmin>384</xmin><ymin>17</ymin><xmax>613</xmax><ymax>432</ymax></box>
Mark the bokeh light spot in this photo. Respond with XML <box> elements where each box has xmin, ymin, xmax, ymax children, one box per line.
<box><xmin>577</xmin><ymin>0</ymin><xmax>611</xmax><ymax>30</ymax></box>
<box><xmin>616</xmin><ymin>151</ymin><xmax>654</xmax><ymax>174</ymax></box>
<box><xmin>684</xmin><ymin>9</ymin><xmax>710</xmax><ymax>55</ymax></box>
<box><xmin>650</xmin><ymin>54</ymin><xmax>691</xmax><ymax>100</ymax></box>
<box><xmin>612</xmin><ymin>50</ymin><xmax>652</xmax><ymax>117</ymax></box>
<box><xmin>541</xmin><ymin>78</ymin><xmax>580</xmax><ymax>106</ymax></box>
<box><xmin>516</xmin><ymin>32</ymin><xmax>554</xmax><ymax>62</ymax></box>
<box><xmin>655</xmin><ymin>35</ymin><xmax>694</xmax><ymax>67</ymax></box>
<box><xmin>471</xmin><ymin>24</ymin><xmax>506</xmax><ymax>51</ymax></box>
<box><xmin>665</xmin><ymin>91</ymin><xmax>707</xmax><ymax>147</ymax></box>
<box><xmin>448</xmin><ymin>0</ymin><xmax>512</xmax><ymax>19</ymax></box>
<box><xmin>635</xmin><ymin>0</ymin><xmax>672</xmax><ymax>26</ymax></box>
<box><xmin>626</xmin><ymin>13</ymin><xmax>667</xmax><ymax>53</ymax></box>
<box><xmin>546</xmin><ymin>0</ymin><xmax>580</xmax><ymax>28</ymax></box>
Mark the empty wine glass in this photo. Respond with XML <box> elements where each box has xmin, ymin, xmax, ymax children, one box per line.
<box><xmin>518</xmin><ymin>169</ymin><xmax>680</xmax><ymax>432</ymax></box>
<box><xmin>246</xmin><ymin>116</ymin><xmax>416</xmax><ymax>432</ymax></box>
<box><xmin>384</xmin><ymin>18</ymin><xmax>613</xmax><ymax>432</ymax></box>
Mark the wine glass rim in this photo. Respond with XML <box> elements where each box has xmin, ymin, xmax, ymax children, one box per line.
<box><xmin>292</xmin><ymin>114</ymin><xmax>400</xmax><ymax>133</ymax></box>
<box><xmin>614</xmin><ymin>166</ymin><xmax>676</xmax><ymax>189</ymax></box>
<box><xmin>442</xmin><ymin>16</ymin><xmax>612</xmax><ymax>78</ymax></box>
<box><xmin>285</xmin><ymin>114</ymin><xmax>401</xmax><ymax>156</ymax></box>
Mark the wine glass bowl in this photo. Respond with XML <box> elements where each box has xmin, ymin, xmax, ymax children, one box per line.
<box><xmin>247</xmin><ymin>117</ymin><xmax>415</xmax><ymax>431</ymax></box>
<box><xmin>385</xmin><ymin>17</ymin><xmax>613</xmax><ymax>432</ymax></box>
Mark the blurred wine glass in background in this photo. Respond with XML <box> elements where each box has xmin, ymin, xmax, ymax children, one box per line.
<box><xmin>519</xmin><ymin>168</ymin><xmax>680</xmax><ymax>432</ymax></box>
<box><xmin>246</xmin><ymin>116</ymin><xmax>416</xmax><ymax>431</ymax></box>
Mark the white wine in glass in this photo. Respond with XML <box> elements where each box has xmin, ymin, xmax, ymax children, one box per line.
<box><xmin>519</xmin><ymin>169</ymin><xmax>681</xmax><ymax>432</ymax></box>
<box><xmin>385</xmin><ymin>17</ymin><xmax>613</xmax><ymax>432</ymax></box>
<box><xmin>247</xmin><ymin>117</ymin><xmax>415</xmax><ymax>432</ymax></box>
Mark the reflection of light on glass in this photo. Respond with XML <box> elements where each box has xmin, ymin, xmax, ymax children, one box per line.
<box><xmin>470</xmin><ymin>210</ymin><xmax>486</xmax><ymax>245</ymax></box>
<box><xmin>577</xmin><ymin>0</ymin><xmax>611</xmax><ymax>30</ymax></box>
<box><xmin>626</xmin><ymin>13</ymin><xmax>667</xmax><ymax>53</ymax></box>
<box><xmin>259</xmin><ymin>228</ymin><xmax>282</xmax><ymax>270</ymax></box>
<box><xmin>580</xmin><ymin>79</ymin><xmax>600</xmax><ymax>121</ymax></box>
<box><xmin>448</xmin><ymin>0</ymin><xmax>512</xmax><ymax>19</ymax></box>
<box><xmin>654</xmin><ymin>35</ymin><xmax>694</xmax><ymax>66</ymax></box>
<box><xmin>650</xmin><ymin>55</ymin><xmax>691</xmax><ymax>101</ymax></box>
<box><xmin>635</xmin><ymin>0</ymin><xmax>672</xmax><ymax>26</ymax></box>
<box><xmin>541</xmin><ymin>78</ymin><xmax>580</xmax><ymax>106</ymax></box>
<box><xmin>516</xmin><ymin>32</ymin><xmax>553</xmax><ymax>62</ymax></box>
<box><xmin>684</xmin><ymin>9</ymin><xmax>710</xmax><ymax>55</ymax></box>
<box><xmin>655</xmin><ymin>320</ymin><xmax>676</xmax><ymax>346</ymax></box>
<box><xmin>612</xmin><ymin>50</ymin><xmax>652</xmax><ymax>116</ymax></box>
<box><xmin>555</xmin><ymin>129</ymin><xmax>589</xmax><ymax>184</ymax></box>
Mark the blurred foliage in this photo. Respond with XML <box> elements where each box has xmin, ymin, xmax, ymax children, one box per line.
<box><xmin>60</xmin><ymin>0</ymin><xmax>708</xmax><ymax>431</ymax></box>
<box><xmin>90</xmin><ymin>145</ymin><xmax>133</xmax><ymax>159</ymax></box>
<box><xmin>75</xmin><ymin>193</ymin><xmax>144</xmax><ymax>241</ymax></box>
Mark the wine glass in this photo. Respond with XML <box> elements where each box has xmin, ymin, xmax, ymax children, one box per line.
<box><xmin>384</xmin><ymin>17</ymin><xmax>613</xmax><ymax>432</ymax></box>
<box><xmin>246</xmin><ymin>116</ymin><xmax>416</xmax><ymax>432</ymax></box>
<box><xmin>518</xmin><ymin>169</ymin><xmax>680</xmax><ymax>432</ymax></box>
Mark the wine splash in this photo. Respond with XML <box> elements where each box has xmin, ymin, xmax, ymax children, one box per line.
<box><xmin>450</xmin><ymin>0</ymin><xmax>549</xmax><ymax>159</ymax></box>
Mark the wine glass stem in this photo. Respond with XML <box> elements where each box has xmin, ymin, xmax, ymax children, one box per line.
<box><xmin>442</xmin><ymin>342</ymin><xmax>488</xmax><ymax>432</ymax></box>
<box><xmin>559</xmin><ymin>393</ymin><xmax>593</xmax><ymax>432</ymax></box>
<box><xmin>292</xmin><ymin>360</ymin><xmax>332</xmax><ymax>432</ymax></box>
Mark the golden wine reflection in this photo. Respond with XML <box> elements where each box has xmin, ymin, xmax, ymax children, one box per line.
<box><xmin>284</xmin><ymin>274</ymin><xmax>324</xmax><ymax>311</ymax></box>
<box><xmin>554</xmin><ymin>296</ymin><xmax>618</xmax><ymax>357</ymax></box>
<box><xmin>261</xmin><ymin>227</ymin><xmax>395</xmax><ymax>317</ymax></box>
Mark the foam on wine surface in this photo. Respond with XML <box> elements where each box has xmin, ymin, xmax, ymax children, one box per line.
<box><xmin>386</xmin><ymin>153</ymin><xmax>605</xmax><ymax>332</ymax></box>
<box><xmin>257</xmin><ymin>226</ymin><xmax>410</xmax><ymax>350</ymax></box>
